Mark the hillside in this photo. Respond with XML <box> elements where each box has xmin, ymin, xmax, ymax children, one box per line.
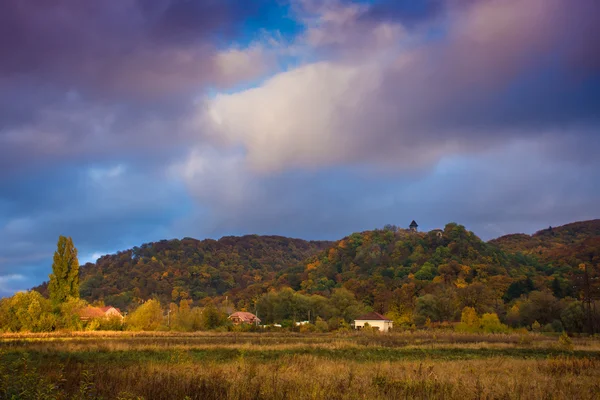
<box><xmin>32</xmin><ymin>220</ymin><xmax>599</xmax><ymax>321</ymax></box>
<box><xmin>490</xmin><ymin>219</ymin><xmax>600</xmax><ymax>266</ymax></box>
<box><xmin>490</xmin><ymin>219</ymin><xmax>600</xmax><ymax>253</ymax></box>
<box><xmin>52</xmin><ymin>236</ymin><xmax>331</xmax><ymax>310</ymax></box>
<box><xmin>288</xmin><ymin>223</ymin><xmax>544</xmax><ymax>313</ymax></box>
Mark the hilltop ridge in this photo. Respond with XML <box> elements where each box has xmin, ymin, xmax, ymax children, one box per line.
<box><xmin>31</xmin><ymin>220</ymin><xmax>599</xmax><ymax>319</ymax></box>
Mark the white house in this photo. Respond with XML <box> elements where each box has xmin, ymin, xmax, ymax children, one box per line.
<box><xmin>354</xmin><ymin>312</ymin><xmax>393</xmax><ymax>332</ymax></box>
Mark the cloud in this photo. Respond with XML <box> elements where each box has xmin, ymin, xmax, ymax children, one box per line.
<box><xmin>360</xmin><ymin>0</ymin><xmax>445</xmax><ymax>26</ymax></box>
<box><xmin>0</xmin><ymin>0</ymin><xmax>272</xmax><ymax>97</ymax></box>
<box><xmin>0</xmin><ymin>274</ymin><xmax>27</xmax><ymax>297</ymax></box>
<box><xmin>171</xmin><ymin>137</ymin><xmax>600</xmax><ymax>244</ymax></box>
<box><xmin>0</xmin><ymin>162</ymin><xmax>191</xmax><ymax>292</ymax></box>
<box><xmin>1</xmin><ymin>0</ymin><xmax>599</xmax><ymax>299</ymax></box>
<box><xmin>195</xmin><ymin>0</ymin><xmax>600</xmax><ymax>174</ymax></box>
<box><xmin>0</xmin><ymin>0</ymin><xmax>276</xmax><ymax>175</ymax></box>
<box><xmin>213</xmin><ymin>45</ymin><xmax>275</xmax><ymax>88</ymax></box>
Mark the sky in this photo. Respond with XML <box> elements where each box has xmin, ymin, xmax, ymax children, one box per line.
<box><xmin>1</xmin><ymin>0</ymin><xmax>599</xmax><ymax>297</ymax></box>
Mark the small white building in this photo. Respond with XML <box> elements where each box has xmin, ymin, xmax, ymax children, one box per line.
<box><xmin>354</xmin><ymin>312</ymin><xmax>393</xmax><ymax>332</ymax></box>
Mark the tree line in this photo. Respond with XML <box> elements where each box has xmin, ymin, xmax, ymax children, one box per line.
<box><xmin>3</xmin><ymin>220</ymin><xmax>600</xmax><ymax>333</ymax></box>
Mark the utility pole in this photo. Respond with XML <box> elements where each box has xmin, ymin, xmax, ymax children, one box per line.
<box><xmin>255</xmin><ymin>300</ymin><xmax>259</xmax><ymax>326</ymax></box>
<box><xmin>167</xmin><ymin>309</ymin><xmax>171</xmax><ymax>329</ymax></box>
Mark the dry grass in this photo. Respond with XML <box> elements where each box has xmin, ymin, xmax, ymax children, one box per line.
<box><xmin>1</xmin><ymin>331</ymin><xmax>600</xmax><ymax>399</ymax></box>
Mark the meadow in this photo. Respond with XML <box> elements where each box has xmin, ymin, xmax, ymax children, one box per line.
<box><xmin>1</xmin><ymin>331</ymin><xmax>600</xmax><ymax>400</ymax></box>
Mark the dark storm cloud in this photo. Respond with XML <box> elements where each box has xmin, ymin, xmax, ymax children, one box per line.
<box><xmin>360</xmin><ymin>0</ymin><xmax>445</xmax><ymax>26</ymax></box>
<box><xmin>0</xmin><ymin>0</ymin><xmax>267</xmax><ymax>94</ymax></box>
<box><xmin>0</xmin><ymin>1</ymin><xmax>279</xmax><ymax>296</ymax></box>
<box><xmin>1</xmin><ymin>0</ymin><xmax>599</xmax><ymax>297</ymax></box>
<box><xmin>0</xmin><ymin>0</ymin><xmax>279</xmax><ymax>178</ymax></box>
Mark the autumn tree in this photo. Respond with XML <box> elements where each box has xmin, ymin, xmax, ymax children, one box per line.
<box><xmin>201</xmin><ymin>303</ymin><xmax>228</xmax><ymax>330</ymax></box>
<box><xmin>0</xmin><ymin>291</ymin><xmax>57</xmax><ymax>332</ymax></box>
<box><xmin>127</xmin><ymin>299</ymin><xmax>164</xmax><ymax>331</ymax></box>
<box><xmin>457</xmin><ymin>306</ymin><xmax>480</xmax><ymax>332</ymax></box>
<box><xmin>48</xmin><ymin>236</ymin><xmax>80</xmax><ymax>305</ymax></box>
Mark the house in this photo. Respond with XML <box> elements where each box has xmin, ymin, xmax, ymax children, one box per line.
<box><xmin>409</xmin><ymin>220</ymin><xmax>419</xmax><ymax>232</ymax></box>
<box><xmin>354</xmin><ymin>312</ymin><xmax>393</xmax><ymax>332</ymax></box>
<box><xmin>431</xmin><ymin>229</ymin><xmax>443</xmax><ymax>238</ymax></box>
<box><xmin>229</xmin><ymin>311</ymin><xmax>261</xmax><ymax>325</ymax></box>
<box><xmin>100</xmin><ymin>306</ymin><xmax>123</xmax><ymax>319</ymax></box>
<box><xmin>78</xmin><ymin>305</ymin><xmax>123</xmax><ymax>322</ymax></box>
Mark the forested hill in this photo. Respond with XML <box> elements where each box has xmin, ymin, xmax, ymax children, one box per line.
<box><xmin>286</xmin><ymin>220</ymin><xmax>597</xmax><ymax>315</ymax></box>
<box><xmin>33</xmin><ymin>220</ymin><xmax>599</xmax><ymax>316</ymax></box>
<box><xmin>489</xmin><ymin>219</ymin><xmax>600</xmax><ymax>265</ymax></box>
<box><xmin>288</xmin><ymin>223</ymin><xmax>535</xmax><ymax>312</ymax></box>
<box><xmin>52</xmin><ymin>236</ymin><xmax>331</xmax><ymax>310</ymax></box>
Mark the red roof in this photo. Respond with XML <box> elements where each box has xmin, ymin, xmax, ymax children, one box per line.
<box><xmin>355</xmin><ymin>312</ymin><xmax>391</xmax><ymax>321</ymax></box>
<box><xmin>78</xmin><ymin>306</ymin><xmax>106</xmax><ymax>319</ymax></box>
<box><xmin>100</xmin><ymin>306</ymin><xmax>122</xmax><ymax>313</ymax></box>
<box><xmin>229</xmin><ymin>311</ymin><xmax>261</xmax><ymax>323</ymax></box>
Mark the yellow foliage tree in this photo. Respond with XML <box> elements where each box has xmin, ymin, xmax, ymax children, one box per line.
<box><xmin>456</xmin><ymin>306</ymin><xmax>480</xmax><ymax>333</ymax></box>
<box><xmin>126</xmin><ymin>299</ymin><xmax>164</xmax><ymax>331</ymax></box>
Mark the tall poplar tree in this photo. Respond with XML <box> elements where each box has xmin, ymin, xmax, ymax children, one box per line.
<box><xmin>48</xmin><ymin>235</ymin><xmax>80</xmax><ymax>304</ymax></box>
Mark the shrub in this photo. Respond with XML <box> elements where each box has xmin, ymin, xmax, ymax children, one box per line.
<box><xmin>99</xmin><ymin>315</ymin><xmax>124</xmax><ymax>331</ymax></box>
<box><xmin>85</xmin><ymin>319</ymin><xmax>101</xmax><ymax>331</ymax></box>
<box><xmin>480</xmin><ymin>313</ymin><xmax>509</xmax><ymax>333</ymax></box>
<box><xmin>551</xmin><ymin>319</ymin><xmax>564</xmax><ymax>333</ymax></box>
<box><xmin>299</xmin><ymin>323</ymin><xmax>316</xmax><ymax>333</ymax></box>
<box><xmin>557</xmin><ymin>332</ymin><xmax>574</xmax><ymax>351</ymax></box>
<box><xmin>126</xmin><ymin>300</ymin><xmax>164</xmax><ymax>331</ymax></box>
<box><xmin>315</xmin><ymin>318</ymin><xmax>329</xmax><ymax>332</ymax></box>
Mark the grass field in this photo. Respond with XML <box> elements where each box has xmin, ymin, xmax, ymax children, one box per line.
<box><xmin>1</xmin><ymin>331</ymin><xmax>600</xmax><ymax>399</ymax></box>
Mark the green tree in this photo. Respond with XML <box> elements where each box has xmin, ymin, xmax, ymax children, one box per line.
<box><xmin>329</xmin><ymin>288</ymin><xmax>365</xmax><ymax>322</ymax></box>
<box><xmin>48</xmin><ymin>236</ymin><xmax>80</xmax><ymax>304</ymax></box>
<box><xmin>58</xmin><ymin>297</ymin><xmax>88</xmax><ymax>330</ymax></box>
<box><xmin>414</xmin><ymin>294</ymin><xmax>441</xmax><ymax>326</ymax></box>
<box><xmin>0</xmin><ymin>291</ymin><xmax>56</xmax><ymax>332</ymax></box>
<box><xmin>414</xmin><ymin>262</ymin><xmax>436</xmax><ymax>281</ymax></box>
<box><xmin>126</xmin><ymin>300</ymin><xmax>164</xmax><ymax>331</ymax></box>
<box><xmin>561</xmin><ymin>301</ymin><xmax>586</xmax><ymax>333</ymax></box>
<box><xmin>480</xmin><ymin>313</ymin><xmax>508</xmax><ymax>333</ymax></box>
<box><xmin>518</xmin><ymin>291</ymin><xmax>563</xmax><ymax>326</ymax></box>
<box><xmin>201</xmin><ymin>304</ymin><xmax>228</xmax><ymax>330</ymax></box>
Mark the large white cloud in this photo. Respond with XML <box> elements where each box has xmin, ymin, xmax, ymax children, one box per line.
<box><xmin>191</xmin><ymin>0</ymin><xmax>599</xmax><ymax>174</ymax></box>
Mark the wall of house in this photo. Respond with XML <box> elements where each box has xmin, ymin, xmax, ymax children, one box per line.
<box><xmin>105</xmin><ymin>308</ymin><xmax>123</xmax><ymax>319</ymax></box>
<box><xmin>354</xmin><ymin>320</ymin><xmax>393</xmax><ymax>332</ymax></box>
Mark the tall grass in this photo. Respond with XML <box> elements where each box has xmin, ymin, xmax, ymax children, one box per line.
<box><xmin>1</xmin><ymin>331</ymin><xmax>599</xmax><ymax>399</ymax></box>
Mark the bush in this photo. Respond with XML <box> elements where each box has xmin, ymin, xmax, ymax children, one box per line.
<box><xmin>551</xmin><ymin>319</ymin><xmax>564</xmax><ymax>333</ymax></box>
<box><xmin>557</xmin><ymin>332</ymin><xmax>573</xmax><ymax>351</ymax></box>
<box><xmin>0</xmin><ymin>291</ymin><xmax>57</xmax><ymax>332</ymax></box>
<box><xmin>315</xmin><ymin>318</ymin><xmax>329</xmax><ymax>332</ymax></box>
<box><xmin>99</xmin><ymin>315</ymin><xmax>124</xmax><ymax>331</ymax></box>
<box><xmin>86</xmin><ymin>319</ymin><xmax>101</xmax><ymax>331</ymax></box>
<box><xmin>480</xmin><ymin>313</ymin><xmax>509</xmax><ymax>333</ymax></box>
<box><xmin>299</xmin><ymin>323</ymin><xmax>316</xmax><ymax>333</ymax></box>
<box><xmin>126</xmin><ymin>300</ymin><xmax>164</xmax><ymax>331</ymax></box>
